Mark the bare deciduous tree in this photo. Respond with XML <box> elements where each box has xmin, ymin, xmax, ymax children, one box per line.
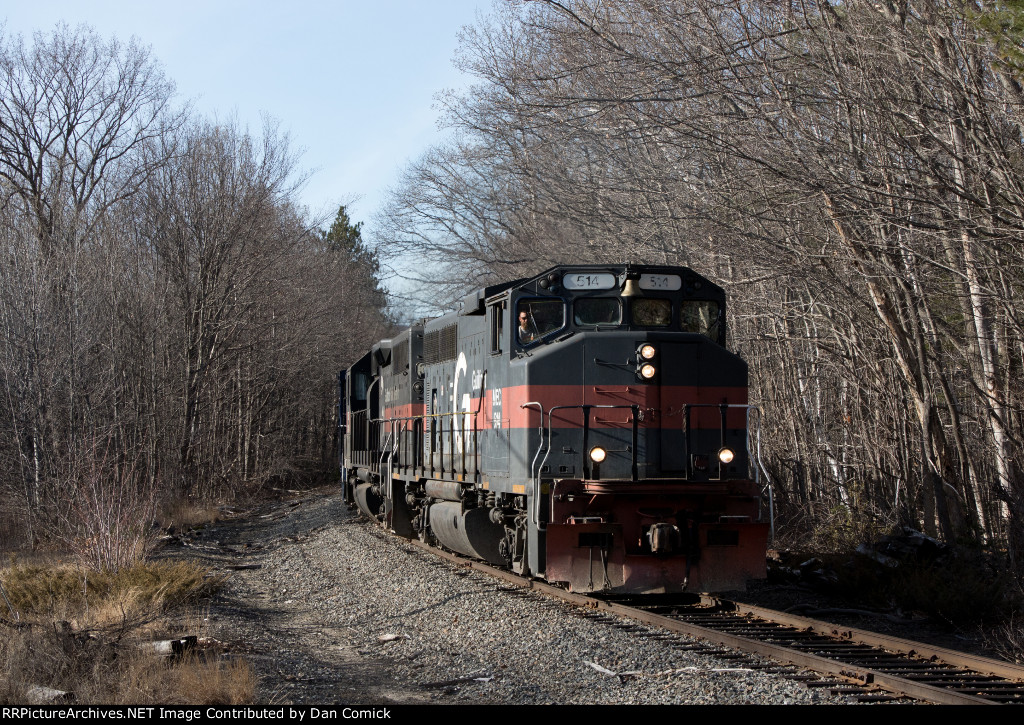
<box><xmin>0</xmin><ymin>26</ymin><xmax>392</xmax><ymax>558</ymax></box>
<box><xmin>375</xmin><ymin>0</ymin><xmax>1024</xmax><ymax>567</ymax></box>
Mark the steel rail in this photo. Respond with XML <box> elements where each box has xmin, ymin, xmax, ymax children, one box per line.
<box><xmin>405</xmin><ymin>538</ymin><xmax>1018</xmax><ymax>705</ymax></box>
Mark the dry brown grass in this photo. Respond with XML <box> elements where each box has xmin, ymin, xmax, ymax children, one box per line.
<box><xmin>98</xmin><ymin>648</ymin><xmax>256</xmax><ymax>705</ymax></box>
<box><xmin>1</xmin><ymin>560</ymin><xmax>215</xmax><ymax>628</ymax></box>
<box><xmin>0</xmin><ymin>559</ymin><xmax>253</xmax><ymax>705</ymax></box>
<box><xmin>157</xmin><ymin>654</ymin><xmax>256</xmax><ymax>705</ymax></box>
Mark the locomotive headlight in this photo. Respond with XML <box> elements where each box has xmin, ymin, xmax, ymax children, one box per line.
<box><xmin>589</xmin><ymin>446</ymin><xmax>607</xmax><ymax>463</ymax></box>
<box><xmin>638</xmin><ymin>344</ymin><xmax>657</xmax><ymax>360</ymax></box>
<box><xmin>718</xmin><ymin>448</ymin><xmax>735</xmax><ymax>464</ymax></box>
<box><xmin>639</xmin><ymin>363</ymin><xmax>656</xmax><ymax>379</ymax></box>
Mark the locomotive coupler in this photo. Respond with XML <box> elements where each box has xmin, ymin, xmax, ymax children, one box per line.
<box><xmin>647</xmin><ymin>523</ymin><xmax>682</xmax><ymax>555</ymax></box>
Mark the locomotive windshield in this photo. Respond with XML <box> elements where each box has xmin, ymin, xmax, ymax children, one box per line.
<box><xmin>514</xmin><ymin>276</ymin><xmax>724</xmax><ymax>344</ymax></box>
<box><xmin>574</xmin><ymin>297</ymin><xmax>621</xmax><ymax>326</ymax></box>
<box><xmin>681</xmin><ymin>300</ymin><xmax>720</xmax><ymax>338</ymax></box>
<box><xmin>632</xmin><ymin>298</ymin><xmax>672</xmax><ymax>327</ymax></box>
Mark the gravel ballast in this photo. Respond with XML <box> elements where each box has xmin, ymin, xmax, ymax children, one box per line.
<box><xmin>174</xmin><ymin>488</ymin><xmax>861</xmax><ymax>705</ymax></box>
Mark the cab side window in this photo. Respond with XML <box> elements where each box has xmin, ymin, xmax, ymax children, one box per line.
<box><xmin>489</xmin><ymin>301</ymin><xmax>506</xmax><ymax>354</ymax></box>
<box><xmin>351</xmin><ymin>371</ymin><xmax>369</xmax><ymax>405</ymax></box>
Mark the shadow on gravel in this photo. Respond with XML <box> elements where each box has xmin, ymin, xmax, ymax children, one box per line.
<box><xmin>397</xmin><ymin>591</ymin><xmax>480</xmax><ymax>619</ymax></box>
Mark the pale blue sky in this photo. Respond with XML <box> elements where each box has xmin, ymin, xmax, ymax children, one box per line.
<box><xmin>2</xmin><ymin>1</ymin><xmax>489</xmax><ymax>227</ymax></box>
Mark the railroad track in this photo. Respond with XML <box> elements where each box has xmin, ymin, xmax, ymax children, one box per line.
<box><xmin>409</xmin><ymin>539</ymin><xmax>1024</xmax><ymax>705</ymax></box>
<box><xmin>598</xmin><ymin>593</ymin><xmax>1024</xmax><ymax>705</ymax></box>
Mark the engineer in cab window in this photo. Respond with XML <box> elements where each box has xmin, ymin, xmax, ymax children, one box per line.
<box><xmin>518</xmin><ymin>299</ymin><xmax>562</xmax><ymax>343</ymax></box>
<box><xmin>518</xmin><ymin>310</ymin><xmax>538</xmax><ymax>343</ymax></box>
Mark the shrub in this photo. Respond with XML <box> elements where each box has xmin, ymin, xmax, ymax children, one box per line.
<box><xmin>60</xmin><ymin>438</ymin><xmax>157</xmax><ymax>572</ymax></box>
<box><xmin>823</xmin><ymin>548</ymin><xmax>1013</xmax><ymax>626</ymax></box>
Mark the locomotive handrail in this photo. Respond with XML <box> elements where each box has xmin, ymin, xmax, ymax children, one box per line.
<box><xmin>378</xmin><ymin>429</ymin><xmax>394</xmax><ymax>481</ymax></box>
<box><xmin>366</xmin><ymin>413</ymin><xmax>430</xmax><ymax>471</ymax></box>
<box><xmin>370</xmin><ymin>371</ymin><xmax>488</xmax><ymax>479</ymax></box>
<box><xmin>521</xmin><ymin>402</ymin><xmax>546</xmax><ymax>498</ymax></box>
<box><xmin>679</xmin><ymin>403</ymin><xmax>775</xmax><ymax>538</ymax></box>
<box><xmin>348</xmin><ymin>409</ymin><xmax>377</xmax><ymax>468</ymax></box>
<box><xmin>520</xmin><ymin>402</ymin><xmax>545</xmax><ymax>433</ymax></box>
<box><xmin>362</xmin><ymin>402</ymin><xmax>774</xmax><ymax>542</ymax></box>
<box><xmin>748</xmin><ymin>405</ymin><xmax>775</xmax><ymax>542</ymax></box>
<box><xmin>358</xmin><ymin>405</ymin><xmax>774</xmax><ymax>545</ymax></box>
<box><xmin>532</xmin><ymin>404</ymin><xmax>642</xmax><ymax>531</ymax></box>
<box><xmin>541</xmin><ymin>404</ymin><xmax>641</xmax><ymax>478</ymax></box>
<box><xmin>370</xmin><ymin>409</ymin><xmax>480</xmax><ymax>479</ymax></box>
<box><xmin>365</xmin><ymin>376</ymin><xmax>381</xmax><ymax>465</ymax></box>
<box><xmin>373</xmin><ymin>411</ymin><xmax>476</xmax><ymax>421</ymax></box>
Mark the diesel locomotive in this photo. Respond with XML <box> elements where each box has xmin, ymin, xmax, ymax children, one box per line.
<box><xmin>339</xmin><ymin>264</ymin><xmax>769</xmax><ymax>593</ymax></box>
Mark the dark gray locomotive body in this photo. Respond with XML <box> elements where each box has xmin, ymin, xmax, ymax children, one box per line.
<box><xmin>341</xmin><ymin>265</ymin><xmax>768</xmax><ymax>593</ymax></box>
